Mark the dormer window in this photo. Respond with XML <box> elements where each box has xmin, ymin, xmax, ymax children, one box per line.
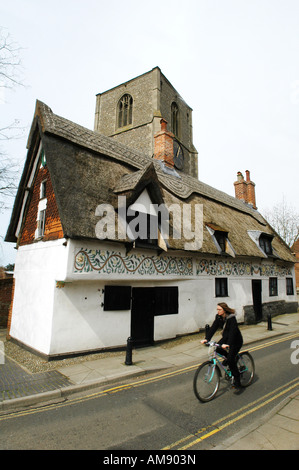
<box><xmin>259</xmin><ymin>234</ymin><xmax>273</xmax><ymax>256</ymax></box>
<box><xmin>247</xmin><ymin>231</ymin><xmax>277</xmax><ymax>258</ymax></box>
<box><xmin>126</xmin><ymin>189</ymin><xmax>167</xmax><ymax>251</ymax></box>
<box><xmin>206</xmin><ymin>223</ymin><xmax>235</xmax><ymax>257</ymax></box>
<box><xmin>214</xmin><ymin>231</ymin><xmax>227</xmax><ymax>253</ymax></box>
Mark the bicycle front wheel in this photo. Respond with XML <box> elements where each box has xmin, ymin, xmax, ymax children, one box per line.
<box><xmin>193</xmin><ymin>361</ymin><xmax>220</xmax><ymax>402</ymax></box>
<box><xmin>238</xmin><ymin>352</ymin><xmax>255</xmax><ymax>387</ymax></box>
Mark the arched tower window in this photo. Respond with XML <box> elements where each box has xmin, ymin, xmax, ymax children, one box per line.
<box><xmin>171</xmin><ymin>102</ymin><xmax>179</xmax><ymax>137</ymax></box>
<box><xmin>117</xmin><ymin>94</ymin><xmax>133</xmax><ymax>128</ymax></box>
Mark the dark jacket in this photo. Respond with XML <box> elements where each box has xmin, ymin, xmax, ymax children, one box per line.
<box><xmin>206</xmin><ymin>314</ymin><xmax>243</xmax><ymax>349</ymax></box>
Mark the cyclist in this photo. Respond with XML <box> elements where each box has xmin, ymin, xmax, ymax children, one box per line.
<box><xmin>201</xmin><ymin>303</ymin><xmax>243</xmax><ymax>389</ymax></box>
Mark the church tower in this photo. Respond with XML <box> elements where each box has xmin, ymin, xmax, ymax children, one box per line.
<box><xmin>94</xmin><ymin>67</ymin><xmax>198</xmax><ymax>178</ymax></box>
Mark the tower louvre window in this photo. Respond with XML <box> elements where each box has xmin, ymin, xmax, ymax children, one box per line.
<box><xmin>171</xmin><ymin>102</ymin><xmax>179</xmax><ymax>136</ymax></box>
<box><xmin>117</xmin><ymin>94</ymin><xmax>133</xmax><ymax>128</ymax></box>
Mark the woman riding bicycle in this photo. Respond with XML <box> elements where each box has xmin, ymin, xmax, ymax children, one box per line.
<box><xmin>201</xmin><ymin>303</ymin><xmax>243</xmax><ymax>389</ymax></box>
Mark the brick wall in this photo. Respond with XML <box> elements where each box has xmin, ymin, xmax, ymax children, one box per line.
<box><xmin>0</xmin><ymin>277</ymin><xmax>14</xmax><ymax>328</ymax></box>
<box><xmin>19</xmin><ymin>164</ymin><xmax>64</xmax><ymax>246</ymax></box>
<box><xmin>154</xmin><ymin>119</ymin><xmax>175</xmax><ymax>167</ymax></box>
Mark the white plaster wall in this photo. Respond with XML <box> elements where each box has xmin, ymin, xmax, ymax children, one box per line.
<box><xmin>50</xmin><ymin>281</ymin><xmax>131</xmax><ymax>354</ymax></box>
<box><xmin>177</xmin><ymin>277</ymin><xmax>251</xmax><ymax>335</ymax></box>
<box><xmin>49</xmin><ymin>276</ymin><xmax>257</xmax><ymax>354</ymax></box>
<box><xmin>261</xmin><ymin>272</ymin><xmax>296</xmax><ymax>303</ymax></box>
<box><xmin>10</xmin><ymin>236</ymin><xmax>297</xmax><ymax>356</ymax></box>
<box><xmin>9</xmin><ymin>239</ymin><xmax>69</xmax><ymax>355</ymax></box>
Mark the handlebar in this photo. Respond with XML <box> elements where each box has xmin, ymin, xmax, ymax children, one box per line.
<box><xmin>204</xmin><ymin>341</ymin><xmax>220</xmax><ymax>347</ymax></box>
<box><xmin>203</xmin><ymin>341</ymin><xmax>229</xmax><ymax>351</ymax></box>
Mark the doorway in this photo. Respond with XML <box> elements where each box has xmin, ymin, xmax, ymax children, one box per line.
<box><xmin>130</xmin><ymin>286</ymin><xmax>179</xmax><ymax>347</ymax></box>
<box><xmin>252</xmin><ymin>279</ymin><xmax>262</xmax><ymax>322</ymax></box>
<box><xmin>131</xmin><ymin>287</ymin><xmax>155</xmax><ymax>347</ymax></box>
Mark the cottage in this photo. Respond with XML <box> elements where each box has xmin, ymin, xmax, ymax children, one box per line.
<box><xmin>5</xmin><ymin>68</ymin><xmax>297</xmax><ymax>358</ymax></box>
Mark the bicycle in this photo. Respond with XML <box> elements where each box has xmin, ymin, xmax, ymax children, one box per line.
<box><xmin>193</xmin><ymin>341</ymin><xmax>255</xmax><ymax>402</ymax></box>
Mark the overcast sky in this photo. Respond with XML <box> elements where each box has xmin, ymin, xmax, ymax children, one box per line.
<box><xmin>1</xmin><ymin>0</ymin><xmax>298</xmax><ymax>265</ymax></box>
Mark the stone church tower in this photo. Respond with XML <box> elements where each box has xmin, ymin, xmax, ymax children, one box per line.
<box><xmin>94</xmin><ymin>67</ymin><xmax>198</xmax><ymax>178</ymax></box>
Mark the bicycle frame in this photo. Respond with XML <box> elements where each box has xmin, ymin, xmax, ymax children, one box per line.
<box><xmin>206</xmin><ymin>341</ymin><xmax>241</xmax><ymax>382</ymax></box>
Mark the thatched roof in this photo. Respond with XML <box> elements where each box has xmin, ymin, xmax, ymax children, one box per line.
<box><xmin>5</xmin><ymin>100</ymin><xmax>295</xmax><ymax>263</ymax></box>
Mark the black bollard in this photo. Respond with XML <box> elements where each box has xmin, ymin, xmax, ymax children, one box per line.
<box><xmin>205</xmin><ymin>324</ymin><xmax>210</xmax><ymax>338</ymax></box>
<box><xmin>125</xmin><ymin>337</ymin><xmax>133</xmax><ymax>365</ymax></box>
<box><xmin>267</xmin><ymin>314</ymin><xmax>273</xmax><ymax>331</ymax></box>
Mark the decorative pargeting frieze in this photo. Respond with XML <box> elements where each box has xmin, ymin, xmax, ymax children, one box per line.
<box><xmin>196</xmin><ymin>259</ymin><xmax>292</xmax><ymax>277</ymax></box>
<box><xmin>73</xmin><ymin>249</ymin><xmax>292</xmax><ymax>278</ymax></box>
<box><xmin>74</xmin><ymin>249</ymin><xmax>193</xmax><ymax>276</ymax></box>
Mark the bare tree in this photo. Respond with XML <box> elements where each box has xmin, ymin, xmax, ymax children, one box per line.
<box><xmin>0</xmin><ymin>27</ymin><xmax>23</xmax><ymax>90</ymax></box>
<box><xmin>0</xmin><ymin>28</ymin><xmax>24</xmax><ymax>212</ymax></box>
<box><xmin>262</xmin><ymin>198</ymin><xmax>299</xmax><ymax>248</ymax></box>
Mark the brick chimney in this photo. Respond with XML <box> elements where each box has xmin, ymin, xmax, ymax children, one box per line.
<box><xmin>153</xmin><ymin>118</ymin><xmax>174</xmax><ymax>168</ymax></box>
<box><xmin>234</xmin><ymin>170</ymin><xmax>257</xmax><ymax>209</ymax></box>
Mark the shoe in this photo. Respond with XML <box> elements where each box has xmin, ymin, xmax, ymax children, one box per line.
<box><xmin>222</xmin><ymin>359</ymin><xmax>228</xmax><ymax>366</ymax></box>
<box><xmin>232</xmin><ymin>379</ymin><xmax>242</xmax><ymax>389</ymax></box>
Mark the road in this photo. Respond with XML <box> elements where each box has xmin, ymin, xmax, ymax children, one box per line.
<box><xmin>0</xmin><ymin>333</ymin><xmax>298</xmax><ymax>452</ymax></box>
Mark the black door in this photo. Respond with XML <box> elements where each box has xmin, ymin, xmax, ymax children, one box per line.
<box><xmin>131</xmin><ymin>287</ymin><xmax>155</xmax><ymax>346</ymax></box>
<box><xmin>252</xmin><ymin>279</ymin><xmax>262</xmax><ymax>322</ymax></box>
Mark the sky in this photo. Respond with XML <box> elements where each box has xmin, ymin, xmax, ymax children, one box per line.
<box><xmin>0</xmin><ymin>0</ymin><xmax>298</xmax><ymax>266</ymax></box>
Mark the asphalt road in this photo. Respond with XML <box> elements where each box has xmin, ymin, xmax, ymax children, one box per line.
<box><xmin>0</xmin><ymin>334</ymin><xmax>298</xmax><ymax>452</ymax></box>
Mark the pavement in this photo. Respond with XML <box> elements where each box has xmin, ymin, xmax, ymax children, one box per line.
<box><xmin>0</xmin><ymin>312</ymin><xmax>299</xmax><ymax>450</ymax></box>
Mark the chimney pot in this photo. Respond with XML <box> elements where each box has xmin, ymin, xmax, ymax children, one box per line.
<box><xmin>234</xmin><ymin>170</ymin><xmax>257</xmax><ymax>209</ymax></box>
<box><xmin>160</xmin><ymin>118</ymin><xmax>168</xmax><ymax>132</ymax></box>
<box><xmin>237</xmin><ymin>171</ymin><xmax>244</xmax><ymax>182</ymax></box>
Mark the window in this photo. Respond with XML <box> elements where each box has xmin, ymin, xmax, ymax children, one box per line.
<box><xmin>103</xmin><ymin>285</ymin><xmax>178</xmax><ymax>315</ymax></box>
<box><xmin>259</xmin><ymin>234</ymin><xmax>273</xmax><ymax>256</ymax></box>
<box><xmin>35</xmin><ymin>180</ymin><xmax>47</xmax><ymax>239</ymax></box>
<box><xmin>117</xmin><ymin>94</ymin><xmax>133</xmax><ymax>128</ymax></box>
<box><xmin>154</xmin><ymin>287</ymin><xmax>178</xmax><ymax>315</ymax></box>
<box><xmin>269</xmin><ymin>277</ymin><xmax>278</xmax><ymax>296</ymax></box>
<box><xmin>125</xmin><ymin>189</ymin><xmax>168</xmax><ymax>251</ymax></box>
<box><xmin>37</xmin><ymin>209</ymin><xmax>46</xmax><ymax>238</ymax></box>
<box><xmin>171</xmin><ymin>102</ymin><xmax>179</xmax><ymax>136</ymax></box>
<box><xmin>206</xmin><ymin>224</ymin><xmax>235</xmax><ymax>257</ymax></box>
<box><xmin>126</xmin><ymin>211</ymin><xmax>160</xmax><ymax>247</ymax></box>
<box><xmin>286</xmin><ymin>278</ymin><xmax>294</xmax><ymax>295</ymax></box>
<box><xmin>40</xmin><ymin>149</ymin><xmax>46</xmax><ymax>167</ymax></box>
<box><xmin>40</xmin><ymin>180</ymin><xmax>46</xmax><ymax>199</ymax></box>
<box><xmin>104</xmin><ymin>286</ymin><xmax>132</xmax><ymax>311</ymax></box>
<box><xmin>214</xmin><ymin>231</ymin><xmax>227</xmax><ymax>253</ymax></box>
<box><xmin>215</xmin><ymin>278</ymin><xmax>228</xmax><ymax>297</ymax></box>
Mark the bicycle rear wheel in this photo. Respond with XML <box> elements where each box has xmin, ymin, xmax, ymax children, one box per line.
<box><xmin>238</xmin><ymin>352</ymin><xmax>255</xmax><ymax>387</ymax></box>
<box><xmin>193</xmin><ymin>361</ymin><xmax>220</xmax><ymax>402</ymax></box>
